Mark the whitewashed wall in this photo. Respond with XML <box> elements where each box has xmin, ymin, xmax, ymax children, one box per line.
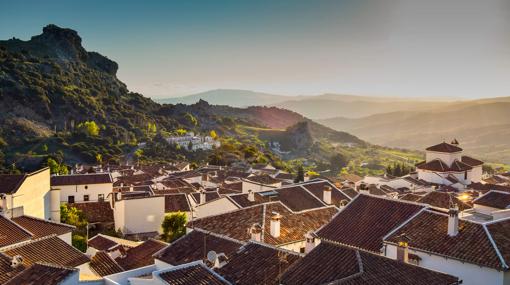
<box><xmin>58</xmin><ymin>183</ymin><xmax>113</xmax><ymax>203</ymax></box>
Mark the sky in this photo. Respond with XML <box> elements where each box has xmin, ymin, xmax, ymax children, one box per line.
<box><xmin>0</xmin><ymin>0</ymin><xmax>509</xmax><ymax>99</ymax></box>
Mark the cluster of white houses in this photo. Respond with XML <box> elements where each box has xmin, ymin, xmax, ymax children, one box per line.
<box><xmin>1</xmin><ymin>140</ymin><xmax>510</xmax><ymax>284</ymax></box>
<box><xmin>165</xmin><ymin>132</ymin><xmax>220</xmax><ymax>151</ymax></box>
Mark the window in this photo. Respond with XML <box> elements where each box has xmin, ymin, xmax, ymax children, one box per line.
<box><xmin>464</xmin><ymin>171</ymin><xmax>468</xmax><ymax>180</ymax></box>
<box><xmin>84</xmin><ymin>185</ymin><xmax>88</xmax><ymax>190</ymax></box>
<box><xmin>83</xmin><ymin>195</ymin><xmax>89</xmax><ymax>202</ymax></box>
<box><xmin>299</xmin><ymin>247</ymin><xmax>305</xmax><ymax>254</ymax></box>
<box><xmin>68</xmin><ymin>196</ymin><xmax>75</xmax><ymax>203</ymax></box>
<box><xmin>98</xmin><ymin>194</ymin><xmax>104</xmax><ymax>202</ymax></box>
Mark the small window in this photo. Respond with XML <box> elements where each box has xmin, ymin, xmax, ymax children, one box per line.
<box><xmin>68</xmin><ymin>196</ymin><xmax>75</xmax><ymax>203</ymax></box>
<box><xmin>83</xmin><ymin>195</ymin><xmax>89</xmax><ymax>202</ymax></box>
<box><xmin>98</xmin><ymin>194</ymin><xmax>104</xmax><ymax>202</ymax></box>
<box><xmin>299</xmin><ymin>247</ymin><xmax>305</xmax><ymax>253</ymax></box>
<box><xmin>464</xmin><ymin>171</ymin><xmax>468</xmax><ymax>180</ymax></box>
<box><xmin>85</xmin><ymin>185</ymin><xmax>88</xmax><ymax>190</ymax></box>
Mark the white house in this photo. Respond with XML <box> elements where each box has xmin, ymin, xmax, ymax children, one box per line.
<box><xmin>112</xmin><ymin>194</ymin><xmax>165</xmax><ymax>238</ymax></box>
<box><xmin>0</xmin><ymin>167</ymin><xmax>53</xmax><ymax>220</ymax></box>
<box><xmin>416</xmin><ymin>140</ymin><xmax>483</xmax><ymax>188</ymax></box>
<box><xmin>51</xmin><ymin>173</ymin><xmax>113</xmax><ymax>203</ymax></box>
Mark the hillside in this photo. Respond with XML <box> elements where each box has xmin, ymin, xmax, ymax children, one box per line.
<box><xmin>1</xmin><ymin>25</ymin><xmax>389</xmax><ymax>174</ymax></box>
<box><xmin>319</xmin><ymin>102</ymin><xmax>510</xmax><ymax>163</ymax></box>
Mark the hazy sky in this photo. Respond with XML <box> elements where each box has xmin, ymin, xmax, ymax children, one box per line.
<box><xmin>1</xmin><ymin>0</ymin><xmax>509</xmax><ymax>99</ymax></box>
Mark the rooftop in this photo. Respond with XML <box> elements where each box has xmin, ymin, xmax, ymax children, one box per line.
<box><xmin>115</xmin><ymin>239</ymin><xmax>167</xmax><ymax>270</ymax></box>
<box><xmin>426</xmin><ymin>142</ymin><xmax>463</xmax><ymax>153</ymax></box>
<box><xmin>159</xmin><ymin>263</ymin><xmax>230</xmax><ymax>285</ymax></box>
<box><xmin>51</xmin><ymin>172</ymin><xmax>112</xmax><ymax>186</ymax></box>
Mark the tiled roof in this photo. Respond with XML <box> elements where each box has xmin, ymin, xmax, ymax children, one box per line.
<box><xmin>159</xmin><ymin>263</ymin><xmax>230</xmax><ymax>285</ymax></box>
<box><xmin>474</xmin><ymin>191</ymin><xmax>510</xmax><ymax>209</ymax></box>
<box><xmin>385</xmin><ymin>210</ymin><xmax>505</xmax><ymax>269</ymax></box>
<box><xmin>449</xmin><ymin>160</ymin><xmax>473</xmax><ymax>172</ymax></box>
<box><xmin>115</xmin><ymin>239</ymin><xmax>167</xmax><ymax>270</ymax></box>
<box><xmin>0</xmin><ymin>252</ymin><xmax>25</xmax><ymax>283</ymax></box>
<box><xmin>89</xmin><ymin>251</ymin><xmax>124</xmax><ymax>276</ymax></box>
<box><xmin>400</xmin><ymin>193</ymin><xmax>424</xmax><ymax>202</ymax></box>
<box><xmin>189</xmin><ymin>202</ymin><xmax>337</xmax><ymax>246</ymax></box>
<box><xmin>88</xmin><ymin>234</ymin><xmax>118</xmax><ymax>251</ymax></box>
<box><xmin>165</xmin><ymin>193</ymin><xmax>191</xmax><ymax>212</ymax></box>
<box><xmin>280</xmin><ymin>241</ymin><xmax>459</xmax><ymax>285</ymax></box>
<box><xmin>0</xmin><ymin>174</ymin><xmax>26</xmax><ymax>194</ymax></box>
<box><xmin>0</xmin><ymin>215</ymin><xmax>33</xmax><ymax>248</ymax></box>
<box><xmin>469</xmin><ymin>183</ymin><xmax>510</xmax><ymax>193</ymax></box>
<box><xmin>416</xmin><ymin>159</ymin><xmax>472</xmax><ymax>172</ymax></box>
<box><xmin>339</xmin><ymin>173</ymin><xmax>363</xmax><ymax>183</ymax></box>
<box><xmin>486</xmin><ymin>218</ymin><xmax>510</xmax><ymax>268</ymax></box>
<box><xmin>416</xmin><ymin>191</ymin><xmax>471</xmax><ymax>211</ymax></box>
<box><xmin>317</xmin><ymin>194</ymin><xmax>425</xmax><ymax>252</ymax></box>
<box><xmin>51</xmin><ymin>173</ymin><xmax>112</xmax><ymax>185</ymax></box>
<box><xmin>11</xmin><ymin>216</ymin><xmax>74</xmax><ymax>239</ymax></box>
<box><xmin>155</xmin><ymin>229</ymin><xmax>243</xmax><ymax>265</ymax></box>
<box><xmin>161</xmin><ymin>178</ymin><xmax>193</xmax><ymax>189</ymax></box>
<box><xmin>259</xmin><ymin>185</ymin><xmax>326</xmax><ymax>211</ymax></box>
<box><xmin>68</xmin><ymin>202</ymin><xmax>114</xmax><ymax>223</ymax></box>
<box><xmin>227</xmin><ymin>193</ymin><xmax>268</xmax><ymax>208</ymax></box>
<box><xmin>426</xmin><ymin>142</ymin><xmax>463</xmax><ymax>153</ymax></box>
<box><xmin>461</xmin><ymin>156</ymin><xmax>484</xmax><ymax>166</ymax></box>
<box><xmin>340</xmin><ymin>187</ymin><xmax>359</xmax><ymax>199</ymax></box>
<box><xmin>191</xmin><ymin>191</ymin><xmax>221</xmax><ymax>204</ymax></box>
<box><xmin>245</xmin><ymin>174</ymin><xmax>281</xmax><ymax>185</ymax></box>
<box><xmin>300</xmin><ymin>180</ymin><xmax>352</xmax><ymax>206</ymax></box>
<box><xmin>274</xmin><ymin>172</ymin><xmax>295</xmax><ymax>180</ymax></box>
<box><xmin>3</xmin><ymin>235</ymin><xmax>90</xmax><ymax>267</ymax></box>
<box><xmin>216</xmin><ymin>242</ymin><xmax>301</xmax><ymax>285</ymax></box>
<box><xmin>4</xmin><ymin>262</ymin><xmax>77</xmax><ymax>285</ymax></box>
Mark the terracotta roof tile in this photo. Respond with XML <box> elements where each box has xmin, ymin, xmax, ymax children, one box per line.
<box><xmin>259</xmin><ymin>186</ymin><xmax>326</xmax><ymax>211</ymax></box>
<box><xmin>216</xmin><ymin>242</ymin><xmax>301</xmax><ymax>285</ymax></box>
<box><xmin>115</xmin><ymin>239</ymin><xmax>167</xmax><ymax>270</ymax></box>
<box><xmin>51</xmin><ymin>173</ymin><xmax>112</xmax><ymax>186</ymax></box>
<box><xmin>416</xmin><ymin>159</ymin><xmax>472</xmax><ymax>172</ymax></box>
<box><xmin>281</xmin><ymin>241</ymin><xmax>459</xmax><ymax>285</ymax></box>
<box><xmin>245</xmin><ymin>174</ymin><xmax>281</xmax><ymax>185</ymax></box>
<box><xmin>317</xmin><ymin>194</ymin><xmax>425</xmax><ymax>252</ymax></box>
<box><xmin>301</xmin><ymin>180</ymin><xmax>352</xmax><ymax>206</ymax></box>
<box><xmin>417</xmin><ymin>191</ymin><xmax>472</xmax><ymax>211</ymax></box>
<box><xmin>89</xmin><ymin>251</ymin><xmax>124</xmax><ymax>276</ymax></box>
<box><xmin>474</xmin><ymin>191</ymin><xmax>510</xmax><ymax>209</ymax></box>
<box><xmin>486</xmin><ymin>219</ymin><xmax>510</xmax><ymax>268</ymax></box>
<box><xmin>11</xmin><ymin>216</ymin><xmax>74</xmax><ymax>239</ymax></box>
<box><xmin>400</xmin><ymin>193</ymin><xmax>424</xmax><ymax>202</ymax></box>
<box><xmin>4</xmin><ymin>263</ymin><xmax>77</xmax><ymax>285</ymax></box>
<box><xmin>155</xmin><ymin>229</ymin><xmax>243</xmax><ymax>266</ymax></box>
<box><xmin>3</xmin><ymin>235</ymin><xmax>90</xmax><ymax>267</ymax></box>
<box><xmin>227</xmin><ymin>193</ymin><xmax>268</xmax><ymax>208</ymax></box>
<box><xmin>68</xmin><ymin>202</ymin><xmax>113</xmax><ymax>223</ymax></box>
<box><xmin>159</xmin><ymin>263</ymin><xmax>230</xmax><ymax>285</ymax></box>
<box><xmin>0</xmin><ymin>215</ymin><xmax>33</xmax><ymax>248</ymax></box>
<box><xmin>88</xmin><ymin>234</ymin><xmax>118</xmax><ymax>251</ymax></box>
<box><xmin>385</xmin><ymin>210</ymin><xmax>504</xmax><ymax>269</ymax></box>
<box><xmin>426</xmin><ymin>142</ymin><xmax>463</xmax><ymax>153</ymax></box>
<box><xmin>0</xmin><ymin>174</ymin><xmax>26</xmax><ymax>194</ymax></box>
<box><xmin>165</xmin><ymin>193</ymin><xmax>191</xmax><ymax>212</ymax></box>
<box><xmin>0</xmin><ymin>252</ymin><xmax>25</xmax><ymax>283</ymax></box>
<box><xmin>191</xmin><ymin>191</ymin><xmax>221</xmax><ymax>204</ymax></box>
<box><xmin>461</xmin><ymin>156</ymin><xmax>484</xmax><ymax>166</ymax></box>
<box><xmin>190</xmin><ymin>202</ymin><xmax>337</xmax><ymax>246</ymax></box>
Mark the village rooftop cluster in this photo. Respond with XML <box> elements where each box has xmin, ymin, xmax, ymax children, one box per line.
<box><xmin>1</xmin><ymin>141</ymin><xmax>510</xmax><ymax>284</ymax></box>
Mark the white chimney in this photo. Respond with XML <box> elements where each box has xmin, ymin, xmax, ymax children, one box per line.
<box><xmin>200</xmin><ymin>190</ymin><xmax>206</xmax><ymax>204</ymax></box>
<box><xmin>270</xmin><ymin>212</ymin><xmax>281</xmax><ymax>238</ymax></box>
<box><xmin>250</xmin><ymin>223</ymin><xmax>262</xmax><ymax>242</ymax></box>
<box><xmin>448</xmin><ymin>204</ymin><xmax>459</xmax><ymax>237</ymax></box>
<box><xmin>248</xmin><ymin>190</ymin><xmax>255</xmax><ymax>202</ymax></box>
<box><xmin>323</xmin><ymin>186</ymin><xmax>332</xmax><ymax>205</ymax></box>
<box><xmin>396</xmin><ymin>234</ymin><xmax>410</xmax><ymax>263</ymax></box>
<box><xmin>50</xmin><ymin>188</ymin><xmax>60</xmax><ymax>222</ymax></box>
<box><xmin>129</xmin><ymin>185</ymin><xmax>134</xmax><ymax>192</ymax></box>
<box><xmin>304</xmin><ymin>231</ymin><xmax>316</xmax><ymax>254</ymax></box>
<box><xmin>10</xmin><ymin>255</ymin><xmax>24</xmax><ymax>268</ymax></box>
<box><xmin>0</xmin><ymin>194</ymin><xmax>7</xmax><ymax>215</ymax></box>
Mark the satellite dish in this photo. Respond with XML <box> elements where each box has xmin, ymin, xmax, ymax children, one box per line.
<box><xmin>207</xmin><ymin>250</ymin><xmax>217</xmax><ymax>263</ymax></box>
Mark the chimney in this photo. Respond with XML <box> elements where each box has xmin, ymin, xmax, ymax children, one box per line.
<box><xmin>323</xmin><ymin>186</ymin><xmax>332</xmax><ymax>205</ymax></box>
<box><xmin>129</xmin><ymin>185</ymin><xmax>134</xmax><ymax>192</ymax></box>
<box><xmin>202</xmin><ymin>173</ymin><xmax>208</xmax><ymax>182</ymax></box>
<box><xmin>250</xmin><ymin>223</ymin><xmax>262</xmax><ymax>242</ymax></box>
<box><xmin>396</xmin><ymin>234</ymin><xmax>410</xmax><ymax>263</ymax></box>
<box><xmin>200</xmin><ymin>190</ymin><xmax>206</xmax><ymax>204</ymax></box>
<box><xmin>0</xmin><ymin>195</ymin><xmax>7</xmax><ymax>215</ymax></box>
<box><xmin>10</xmin><ymin>255</ymin><xmax>24</xmax><ymax>268</ymax></box>
<box><xmin>270</xmin><ymin>212</ymin><xmax>281</xmax><ymax>238</ymax></box>
<box><xmin>448</xmin><ymin>204</ymin><xmax>459</xmax><ymax>237</ymax></box>
<box><xmin>304</xmin><ymin>231</ymin><xmax>316</xmax><ymax>254</ymax></box>
<box><xmin>248</xmin><ymin>190</ymin><xmax>255</xmax><ymax>202</ymax></box>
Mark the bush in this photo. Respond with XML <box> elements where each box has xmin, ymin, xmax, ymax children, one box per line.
<box><xmin>72</xmin><ymin>234</ymin><xmax>87</xmax><ymax>252</ymax></box>
<box><xmin>161</xmin><ymin>212</ymin><xmax>187</xmax><ymax>242</ymax></box>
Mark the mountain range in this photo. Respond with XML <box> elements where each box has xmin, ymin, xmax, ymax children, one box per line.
<box><xmin>159</xmin><ymin>90</ymin><xmax>510</xmax><ymax>164</ymax></box>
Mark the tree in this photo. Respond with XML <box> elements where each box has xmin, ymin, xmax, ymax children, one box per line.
<box><xmin>47</xmin><ymin>158</ymin><xmax>68</xmax><ymax>175</ymax></box>
<box><xmin>60</xmin><ymin>204</ymin><xmax>88</xmax><ymax>228</ymax></box>
<box><xmin>294</xmin><ymin>165</ymin><xmax>305</xmax><ymax>183</ymax></box>
<box><xmin>77</xmin><ymin>121</ymin><xmax>100</xmax><ymax>136</ymax></box>
<box><xmin>41</xmin><ymin>144</ymin><xmax>48</xmax><ymax>153</ymax></box>
<box><xmin>330</xmin><ymin>153</ymin><xmax>349</xmax><ymax>172</ymax></box>
<box><xmin>95</xmin><ymin>153</ymin><xmax>102</xmax><ymax>164</ymax></box>
<box><xmin>184</xmin><ymin>113</ymin><xmax>198</xmax><ymax>127</ymax></box>
<box><xmin>176</xmin><ymin>129</ymin><xmax>187</xmax><ymax>136</ymax></box>
<box><xmin>210</xmin><ymin>130</ymin><xmax>218</xmax><ymax>139</ymax></box>
<box><xmin>134</xmin><ymin>149</ymin><xmax>143</xmax><ymax>160</ymax></box>
<box><xmin>72</xmin><ymin>234</ymin><xmax>87</xmax><ymax>252</ymax></box>
<box><xmin>161</xmin><ymin>212</ymin><xmax>187</xmax><ymax>242</ymax></box>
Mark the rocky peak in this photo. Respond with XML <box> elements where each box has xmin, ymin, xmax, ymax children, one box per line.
<box><xmin>31</xmin><ymin>24</ymin><xmax>88</xmax><ymax>62</ymax></box>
